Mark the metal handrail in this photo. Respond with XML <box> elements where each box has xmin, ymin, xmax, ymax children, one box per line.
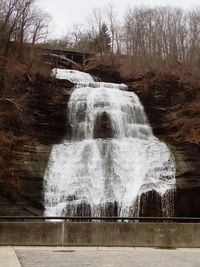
<box><xmin>0</xmin><ymin>216</ymin><xmax>199</xmax><ymax>222</ymax></box>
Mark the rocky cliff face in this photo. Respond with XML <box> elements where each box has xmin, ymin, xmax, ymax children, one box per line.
<box><xmin>0</xmin><ymin>76</ymin><xmax>73</xmax><ymax>215</ymax></box>
<box><xmin>87</xmin><ymin>65</ymin><xmax>200</xmax><ymax>216</ymax></box>
<box><xmin>1</xmin><ymin>68</ymin><xmax>200</xmax><ymax>217</ymax></box>
<box><xmin>127</xmin><ymin>74</ymin><xmax>200</xmax><ymax>217</ymax></box>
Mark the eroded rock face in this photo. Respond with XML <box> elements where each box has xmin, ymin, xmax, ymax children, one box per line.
<box><xmin>0</xmin><ymin>76</ymin><xmax>73</xmax><ymax>215</ymax></box>
<box><xmin>0</xmin><ymin>143</ymin><xmax>50</xmax><ymax>215</ymax></box>
<box><xmin>86</xmin><ymin>64</ymin><xmax>123</xmax><ymax>83</ymax></box>
<box><xmin>0</xmin><ymin>70</ymin><xmax>199</xmax><ymax>217</ymax></box>
<box><xmin>29</xmin><ymin>76</ymin><xmax>73</xmax><ymax>144</ymax></box>
<box><xmin>94</xmin><ymin>112</ymin><xmax>113</xmax><ymax>139</ymax></box>
<box><xmin>172</xmin><ymin>144</ymin><xmax>200</xmax><ymax>216</ymax></box>
<box><xmin>128</xmin><ymin>75</ymin><xmax>200</xmax><ymax>217</ymax></box>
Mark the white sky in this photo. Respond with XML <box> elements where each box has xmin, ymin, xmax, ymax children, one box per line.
<box><xmin>38</xmin><ymin>0</ymin><xmax>200</xmax><ymax>38</ymax></box>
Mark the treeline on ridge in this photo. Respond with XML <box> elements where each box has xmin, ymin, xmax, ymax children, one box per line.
<box><xmin>46</xmin><ymin>5</ymin><xmax>200</xmax><ymax>77</ymax></box>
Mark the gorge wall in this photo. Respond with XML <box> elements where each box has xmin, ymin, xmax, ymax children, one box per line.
<box><xmin>129</xmin><ymin>74</ymin><xmax>200</xmax><ymax>217</ymax></box>
<box><xmin>0</xmin><ymin>68</ymin><xmax>199</xmax><ymax>216</ymax></box>
<box><xmin>88</xmin><ymin>65</ymin><xmax>200</xmax><ymax>216</ymax></box>
<box><xmin>0</xmin><ymin>76</ymin><xmax>73</xmax><ymax>215</ymax></box>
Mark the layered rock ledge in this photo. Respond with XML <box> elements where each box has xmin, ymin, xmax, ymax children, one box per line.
<box><xmin>0</xmin><ymin>68</ymin><xmax>200</xmax><ymax>216</ymax></box>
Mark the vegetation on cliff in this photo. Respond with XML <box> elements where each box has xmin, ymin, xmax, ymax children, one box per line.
<box><xmin>46</xmin><ymin>5</ymin><xmax>200</xmax><ymax>79</ymax></box>
<box><xmin>0</xmin><ymin>0</ymin><xmax>52</xmax><ymax>177</ymax></box>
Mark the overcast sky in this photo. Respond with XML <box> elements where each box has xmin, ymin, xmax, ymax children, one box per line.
<box><xmin>38</xmin><ymin>0</ymin><xmax>199</xmax><ymax>38</ymax></box>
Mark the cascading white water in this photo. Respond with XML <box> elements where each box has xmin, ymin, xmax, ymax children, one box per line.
<box><xmin>44</xmin><ymin>69</ymin><xmax>176</xmax><ymax>217</ymax></box>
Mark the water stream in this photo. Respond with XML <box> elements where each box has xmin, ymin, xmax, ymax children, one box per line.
<box><xmin>44</xmin><ymin>69</ymin><xmax>176</xmax><ymax>217</ymax></box>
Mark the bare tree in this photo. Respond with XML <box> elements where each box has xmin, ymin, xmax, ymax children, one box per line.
<box><xmin>0</xmin><ymin>0</ymin><xmax>51</xmax><ymax>57</ymax></box>
<box><xmin>0</xmin><ymin>0</ymin><xmax>21</xmax><ymax>56</ymax></box>
<box><xmin>105</xmin><ymin>4</ymin><xmax>117</xmax><ymax>53</ymax></box>
<box><xmin>188</xmin><ymin>9</ymin><xmax>200</xmax><ymax>64</ymax></box>
<box><xmin>87</xmin><ymin>7</ymin><xmax>104</xmax><ymax>38</ymax></box>
<box><xmin>30</xmin><ymin>9</ymin><xmax>50</xmax><ymax>45</ymax></box>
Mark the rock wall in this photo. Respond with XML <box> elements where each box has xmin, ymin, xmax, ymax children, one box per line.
<box><xmin>1</xmin><ymin>69</ymin><xmax>200</xmax><ymax>217</ymax></box>
<box><xmin>87</xmin><ymin>65</ymin><xmax>200</xmax><ymax>216</ymax></box>
<box><xmin>129</xmin><ymin>74</ymin><xmax>200</xmax><ymax>217</ymax></box>
<box><xmin>0</xmin><ymin>76</ymin><xmax>73</xmax><ymax>215</ymax></box>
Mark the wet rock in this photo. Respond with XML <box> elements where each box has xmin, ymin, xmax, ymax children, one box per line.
<box><xmin>171</xmin><ymin>144</ymin><xmax>200</xmax><ymax>217</ymax></box>
<box><xmin>1</xmin><ymin>70</ymin><xmax>199</xmax><ymax>217</ymax></box>
<box><xmin>86</xmin><ymin>64</ymin><xmax>123</xmax><ymax>83</ymax></box>
<box><xmin>0</xmin><ymin>75</ymin><xmax>74</xmax><ymax>215</ymax></box>
<box><xmin>94</xmin><ymin>112</ymin><xmax>113</xmax><ymax>138</ymax></box>
<box><xmin>128</xmin><ymin>74</ymin><xmax>200</xmax><ymax>217</ymax></box>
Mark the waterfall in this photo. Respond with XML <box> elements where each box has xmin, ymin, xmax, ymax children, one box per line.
<box><xmin>44</xmin><ymin>69</ymin><xmax>176</xmax><ymax>217</ymax></box>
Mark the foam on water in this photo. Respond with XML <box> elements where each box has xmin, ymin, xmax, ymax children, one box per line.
<box><xmin>44</xmin><ymin>69</ymin><xmax>176</xmax><ymax>216</ymax></box>
<box><xmin>52</xmin><ymin>68</ymin><xmax>94</xmax><ymax>83</ymax></box>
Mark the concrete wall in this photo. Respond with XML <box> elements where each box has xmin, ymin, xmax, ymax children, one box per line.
<box><xmin>0</xmin><ymin>222</ymin><xmax>200</xmax><ymax>247</ymax></box>
<box><xmin>0</xmin><ymin>222</ymin><xmax>63</xmax><ymax>246</ymax></box>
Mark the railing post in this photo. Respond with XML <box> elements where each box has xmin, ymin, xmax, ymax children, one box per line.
<box><xmin>61</xmin><ymin>221</ymin><xmax>65</xmax><ymax>246</ymax></box>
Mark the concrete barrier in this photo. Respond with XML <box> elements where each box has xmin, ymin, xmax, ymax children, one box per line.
<box><xmin>0</xmin><ymin>222</ymin><xmax>63</xmax><ymax>246</ymax></box>
<box><xmin>0</xmin><ymin>222</ymin><xmax>200</xmax><ymax>247</ymax></box>
<box><xmin>64</xmin><ymin>222</ymin><xmax>200</xmax><ymax>247</ymax></box>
